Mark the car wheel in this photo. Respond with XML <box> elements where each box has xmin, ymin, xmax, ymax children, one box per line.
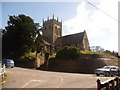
<box><xmin>96</xmin><ymin>74</ymin><xmax>100</xmax><ymax>76</ymax></box>
<box><xmin>105</xmin><ymin>72</ymin><xmax>110</xmax><ymax>77</ymax></box>
<box><xmin>111</xmin><ymin>75</ymin><xmax>113</xmax><ymax>77</ymax></box>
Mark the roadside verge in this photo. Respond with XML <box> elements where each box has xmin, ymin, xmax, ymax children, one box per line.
<box><xmin>1</xmin><ymin>74</ymin><xmax>7</xmax><ymax>85</ymax></box>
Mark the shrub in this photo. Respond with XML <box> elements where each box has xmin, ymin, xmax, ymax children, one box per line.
<box><xmin>56</xmin><ymin>46</ymin><xmax>81</xmax><ymax>59</ymax></box>
<box><xmin>24</xmin><ymin>52</ymin><xmax>36</xmax><ymax>60</ymax></box>
<box><xmin>50</xmin><ymin>53</ymin><xmax>56</xmax><ymax>59</ymax></box>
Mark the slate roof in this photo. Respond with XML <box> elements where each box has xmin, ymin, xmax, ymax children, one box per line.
<box><xmin>55</xmin><ymin>31</ymin><xmax>85</xmax><ymax>46</ymax></box>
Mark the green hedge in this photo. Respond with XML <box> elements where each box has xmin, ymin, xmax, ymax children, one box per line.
<box><xmin>24</xmin><ymin>52</ymin><xmax>36</xmax><ymax>60</ymax></box>
<box><xmin>56</xmin><ymin>46</ymin><xmax>81</xmax><ymax>59</ymax></box>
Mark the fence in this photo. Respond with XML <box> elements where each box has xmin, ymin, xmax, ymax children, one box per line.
<box><xmin>0</xmin><ymin>64</ymin><xmax>6</xmax><ymax>79</ymax></box>
<box><xmin>97</xmin><ymin>77</ymin><xmax>120</xmax><ymax>90</ymax></box>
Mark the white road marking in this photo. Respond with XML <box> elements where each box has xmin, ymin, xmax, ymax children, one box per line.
<box><xmin>54</xmin><ymin>76</ymin><xmax>64</xmax><ymax>88</ymax></box>
<box><xmin>21</xmin><ymin>80</ymin><xmax>46</xmax><ymax>88</ymax></box>
<box><xmin>32</xmin><ymin>82</ymin><xmax>43</xmax><ymax>88</ymax></box>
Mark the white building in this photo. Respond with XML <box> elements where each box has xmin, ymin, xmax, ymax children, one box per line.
<box><xmin>90</xmin><ymin>46</ymin><xmax>105</xmax><ymax>52</ymax></box>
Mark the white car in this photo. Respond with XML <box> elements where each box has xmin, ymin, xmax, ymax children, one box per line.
<box><xmin>95</xmin><ymin>66</ymin><xmax>120</xmax><ymax>76</ymax></box>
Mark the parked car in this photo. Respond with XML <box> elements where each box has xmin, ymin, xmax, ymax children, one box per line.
<box><xmin>2</xmin><ymin>59</ymin><xmax>14</xmax><ymax>68</ymax></box>
<box><xmin>95</xmin><ymin>66</ymin><xmax>120</xmax><ymax>76</ymax></box>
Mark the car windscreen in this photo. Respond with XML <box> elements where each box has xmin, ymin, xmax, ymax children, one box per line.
<box><xmin>103</xmin><ymin>66</ymin><xmax>111</xmax><ymax>69</ymax></box>
<box><xmin>7</xmin><ymin>60</ymin><xmax>14</xmax><ymax>63</ymax></box>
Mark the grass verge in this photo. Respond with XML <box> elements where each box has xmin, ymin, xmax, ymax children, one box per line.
<box><xmin>0</xmin><ymin>74</ymin><xmax>7</xmax><ymax>85</ymax></box>
<box><xmin>80</xmin><ymin>51</ymin><xmax>112</xmax><ymax>56</ymax></box>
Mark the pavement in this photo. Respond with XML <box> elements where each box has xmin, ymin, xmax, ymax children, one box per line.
<box><xmin>2</xmin><ymin>67</ymin><xmax>114</xmax><ymax>88</ymax></box>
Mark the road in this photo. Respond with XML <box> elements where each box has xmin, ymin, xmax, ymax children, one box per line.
<box><xmin>2</xmin><ymin>67</ymin><xmax>114</xmax><ymax>88</ymax></box>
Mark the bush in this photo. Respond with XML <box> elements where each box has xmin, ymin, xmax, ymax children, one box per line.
<box><xmin>24</xmin><ymin>52</ymin><xmax>36</xmax><ymax>60</ymax></box>
<box><xmin>50</xmin><ymin>53</ymin><xmax>56</xmax><ymax>59</ymax></box>
<box><xmin>56</xmin><ymin>46</ymin><xmax>81</xmax><ymax>59</ymax></box>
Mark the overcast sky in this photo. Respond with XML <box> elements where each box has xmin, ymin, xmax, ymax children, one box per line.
<box><xmin>1</xmin><ymin>0</ymin><xmax>119</xmax><ymax>52</ymax></box>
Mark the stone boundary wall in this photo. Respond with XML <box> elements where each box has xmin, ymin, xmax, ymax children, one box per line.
<box><xmin>39</xmin><ymin>54</ymin><xmax>119</xmax><ymax>74</ymax></box>
<box><xmin>15</xmin><ymin>56</ymin><xmax>44</xmax><ymax>68</ymax></box>
<box><xmin>15</xmin><ymin>54</ymin><xmax>119</xmax><ymax>74</ymax></box>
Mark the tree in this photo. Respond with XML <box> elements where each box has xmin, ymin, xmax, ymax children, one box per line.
<box><xmin>2</xmin><ymin>14</ymin><xmax>39</xmax><ymax>59</ymax></box>
<box><xmin>34</xmin><ymin>32</ymin><xmax>44</xmax><ymax>55</ymax></box>
<box><xmin>56</xmin><ymin>46</ymin><xmax>81</xmax><ymax>59</ymax></box>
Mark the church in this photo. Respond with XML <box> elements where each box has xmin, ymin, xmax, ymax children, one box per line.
<box><xmin>42</xmin><ymin>15</ymin><xmax>90</xmax><ymax>53</ymax></box>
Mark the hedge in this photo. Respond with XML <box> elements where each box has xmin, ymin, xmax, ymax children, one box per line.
<box><xmin>56</xmin><ymin>46</ymin><xmax>81</xmax><ymax>59</ymax></box>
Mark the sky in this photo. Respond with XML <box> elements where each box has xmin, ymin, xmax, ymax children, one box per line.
<box><xmin>1</xmin><ymin>0</ymin><xmax>119</xmax><ymax>52</ymax></box>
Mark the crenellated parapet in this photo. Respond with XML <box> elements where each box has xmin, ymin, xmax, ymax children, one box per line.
<box><xmin>42</xmin><ymin>15</ymin><xmax>62</xmax><ymax>44</ymax></box>
<box><xmin>43</xmin><ymin>15</ymin><xmax>62</xmax><ymax>27</ymax></box>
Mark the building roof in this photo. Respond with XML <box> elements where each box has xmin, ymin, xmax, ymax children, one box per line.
<box><xmin>43</xmin><ymin>40</ymin><xmax>50</xmax><ymax>45</ymax></box>
<box><xmin>41</xmin><ymin>35</ymin><xmax>50</xmax><ymax>45</ymax></box>
<box><xmin>55</xmin><ymin>31</ymin><xmax>85</xmax><ymax>46</ymax></box>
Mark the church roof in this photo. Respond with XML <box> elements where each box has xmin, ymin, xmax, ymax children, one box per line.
<box><xmin>43</xmin><ymin>40</ymin><xmax>50</xmax><ymax>45</ymax></box>
<box><xmin>55</xmin><ymin>31</ymin><xmax>85</xmax><ymax>46</ymax></box>
<box><xmin>41</xmin><ymin>35</ymin><xmax>50</xmax><ymax>45</ymax></box>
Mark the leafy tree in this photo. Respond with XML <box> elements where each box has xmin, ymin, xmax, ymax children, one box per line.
<box><xmin>56</xmin><ymin>46</ymin><xmax>81</xmax><ymax>59</ymax></box>
<box><xmin>2</xmin><ymin>14</ymin><xmax>40</xmax><ymax>59</ymax></box>
<box><xmin>35</xmin><ymin>33</ymin><xmax>44</xmax><ymax>54</ymax></box>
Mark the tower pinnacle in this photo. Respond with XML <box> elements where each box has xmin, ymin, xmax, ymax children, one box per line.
<box><xmin>53</xmin><ymin>14</ymin><xmax>54</xmax><ymax>19</ymax></box>
<box><xmin>43</xmin><ymin>18</ymin><xmax>44</xmax><ymax>23</ymax></box>
<box><xmin>47</xmin><ymin>16</ymin><xmax>49</xmax><ymax>20</ymax></box>
<box><xmin>57</xmin><ymin>17</ymin><xmax>59</xmax><ymax>21</ymax></box>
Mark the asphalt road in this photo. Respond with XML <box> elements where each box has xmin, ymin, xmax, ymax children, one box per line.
<box><xmin>2</xmin><ymin>67</ymin><xmax>114</xmax><ymax>88</ymax></box>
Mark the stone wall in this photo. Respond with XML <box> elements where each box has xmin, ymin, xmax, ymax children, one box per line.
<box><xmin>15</xmin><ymin>56</ymin><xmax>44</xmax><ymax>68</ymax></box>
<box><xmin>39</xmin><ymin>54</ymin><xmax>119</xmax><ymax>74</ymax></box>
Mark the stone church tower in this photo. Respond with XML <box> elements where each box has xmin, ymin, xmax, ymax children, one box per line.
<box><xmin>42</xmin><ymin>15</ymin><xmax>62</xmax><ymax>44</ymax></box>
<box><xmin>42</xmin><ymin>15</ymin><xmax>90</xmax><ymax>53</ymax></box>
